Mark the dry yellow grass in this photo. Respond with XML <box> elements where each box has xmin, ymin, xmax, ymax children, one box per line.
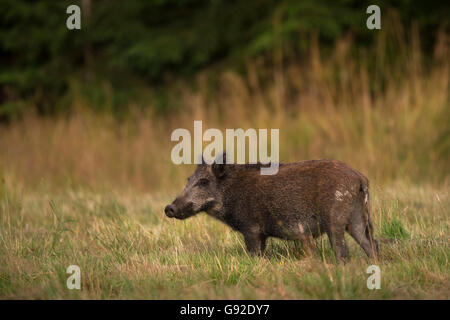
<box><xmin>0</xmin><ymin>23</ymin><xmax>448</xmax><ymax>299</ymax></box>
<box><xmin>0</xmin><ymin>26</ymin><xmax>448</xmax><ymax>192</ymax></box>
<box><xmin>0</xmin><ymin>182</ymin><xmax>448</xmax><ymax>299</ymax></box>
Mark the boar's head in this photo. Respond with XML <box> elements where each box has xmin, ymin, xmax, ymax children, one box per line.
<box><xmin>164</xmin><ymin>154</ymin><xmax>228</xmax><ymax>220</ymax></box>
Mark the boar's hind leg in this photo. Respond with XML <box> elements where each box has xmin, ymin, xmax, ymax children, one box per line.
<box><xmin>347</xmin><ymin>214</ymin><xmax>378</xmax><ymax>259</ymax></box>
<box><xmin>243</xmin><ymin>232</ymin><xmax>266</xmax><ymax>256</ymax></box>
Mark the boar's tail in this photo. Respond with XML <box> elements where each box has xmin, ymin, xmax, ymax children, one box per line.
<box><xmin>360</xmin><ymin>179</ymin><xmax>374</xmax><ymax>241</ymax></box>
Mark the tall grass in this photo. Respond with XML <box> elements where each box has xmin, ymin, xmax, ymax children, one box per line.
<box><xmin>0</xmin><ymin>20</ymin><xmax>449</xmax><ymax>300</ymax></box>
<box><xmin>0</xmin><ymin>180</ymin><xmax>448</xmax><ymax>299</ymax></box>
<box><xmin>0</xmin><ymin>23</ymin><xmax>448</xmax><ymax>192</ymax></box>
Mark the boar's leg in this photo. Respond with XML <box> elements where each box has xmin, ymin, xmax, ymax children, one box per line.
<box><xmin>260</xmin><ymin>235</ymin><xmax>267</xmax><ymax>253</ymax></box>
<box><xmin>299</xmin><ymin>234</ymin><xmax>315</xmax><ymax>256</ymax></box>
<box><xmin>243</xmin><ymin>232</ymin><xmax>266</xmax><ymax>256</ymax></box>
<box><xmin>347</xmin><ymin>220</ymin><xmax>378</xmax><ymax>259</ymax></box>
<box><xmin>326</xmin><ymin>227</ymin><xmax>348</xmax><ymax>263</ymax></box>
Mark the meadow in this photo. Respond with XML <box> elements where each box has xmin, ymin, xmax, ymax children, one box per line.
<box><xmin>0</xmin><ymin>27</ymin><xmax>449</xmax><ymax>299</ymax></box>
<box><xmin>0</xmin><ymin>182</ymin><xmax>448</xmax><ymax>299</ymax></box>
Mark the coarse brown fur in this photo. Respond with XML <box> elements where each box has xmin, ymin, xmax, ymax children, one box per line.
<box><xmin>165</xmin><ymin>153</ymin><xmax>379</xmax><ymax>262</ymax></box>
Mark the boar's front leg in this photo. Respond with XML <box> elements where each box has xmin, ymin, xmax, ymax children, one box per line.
<box><xmin>243</xmin><ymin>231</ymin><xmax>266</xmax><ymax>256</ymax></box>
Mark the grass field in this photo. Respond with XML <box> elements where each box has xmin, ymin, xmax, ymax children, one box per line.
<box><xmin>0</xmin><ymin>27</ymin><xmax>448</xmax><ymax>299</ymax></box>
<box><xmin>0</xmin><ymin>182</ymin><xmax>448</xmax><ymax>299</ymax></box>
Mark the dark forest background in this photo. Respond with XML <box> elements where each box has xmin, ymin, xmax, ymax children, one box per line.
<box><xmin>1</xmin><ymin>0</ymin><xmax>448</xmax><ymax>121</ymax></box>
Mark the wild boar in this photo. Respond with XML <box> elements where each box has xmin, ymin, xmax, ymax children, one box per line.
<box><xmin>165</xmin><ymin>153</ymin><xmax>378</xmax><ymax>262</ymax></box>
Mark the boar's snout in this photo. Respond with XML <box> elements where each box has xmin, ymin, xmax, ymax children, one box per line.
<box><xmin>164</xmin><ymin>200</ymin><xmax>194</xmax><ymax>219</ymax></box>
<box><xmin>164</xmin><ymin>204</ymin><xmax>176</xmax><ymax>218</ymax></box>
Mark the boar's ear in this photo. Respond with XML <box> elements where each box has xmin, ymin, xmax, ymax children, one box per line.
<box><xmin>217</xmin><ymin>152</ymin><xmax>227</xmax><ymax>164</ymax></box>
<box><xmin>212</xmin><ymin>162</ymin><xmax>226</xmax><ymax>178</ymax></box>
<box><xmin>212</xmin><ymin>153</ymin><xmax>227</xmax><ymax>178</ymax></box>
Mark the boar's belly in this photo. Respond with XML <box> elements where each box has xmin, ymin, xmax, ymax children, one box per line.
<box><xmin>267</xmin><ymin>215</ymin><xmax>321</xmax><ymax>240</ymax></box>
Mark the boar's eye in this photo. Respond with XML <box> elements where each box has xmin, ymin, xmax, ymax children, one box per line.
<box><xmin>196</xmin><ymin>178</ymin><xmax>209</xmax><ymax>187</ymax></box>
